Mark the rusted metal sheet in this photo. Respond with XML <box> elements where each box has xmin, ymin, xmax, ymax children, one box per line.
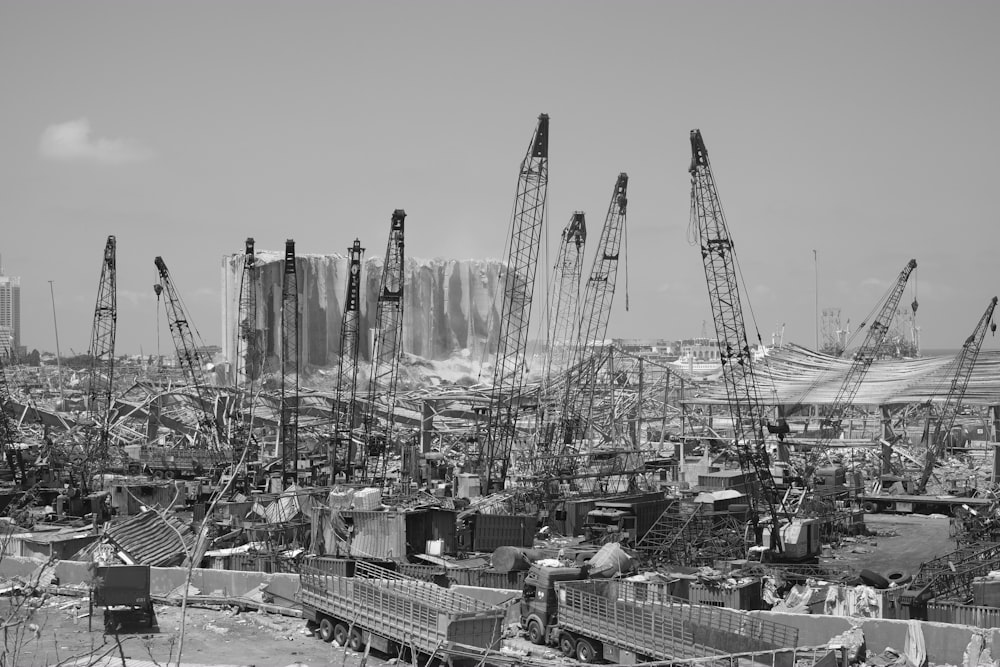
<box><xmin>338</xmin><ymin>510</ymin><xmax>407</xmax><ymax>559</ymax></box>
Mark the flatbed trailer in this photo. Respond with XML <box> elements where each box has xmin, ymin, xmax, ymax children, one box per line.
<box><xmin>858</xmin><ymin>493</ymin><xmax>992</xmax><ymax>516</ymax></box>
<box><xmin>535</xmin><ymin>577</ymin><xmax>798</xmax><ymax>663</ymax></box>
<box><xmin>298</xmin><ymin>560</ymin><xmax>507</xmax><ymax>664</ymax></box>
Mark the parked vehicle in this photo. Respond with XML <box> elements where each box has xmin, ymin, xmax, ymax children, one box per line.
<box><xmin>520</xmin><ymin>563</ymin><xmax>798</xmax><ymax>664</ymax></box>
<box><xmin>299</xmin><ymin>559</ymin><xmax>507</xmax><ymax>664</ymax></box>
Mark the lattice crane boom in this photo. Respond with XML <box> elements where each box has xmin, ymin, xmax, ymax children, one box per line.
<box><xmin>562</xmin><ymin>172</ymin><xmax>629</xmax><ymax>447</ymax></box>
<box><xmin>280</xmin><ymin>240</ymin><xmax>299</xmax><ymax>485</ymax></box>
<box><xmin>537</xmin><ymin>212</ymin><xmax>586</xmax><ymax>451</ymax></box>
<box><xmin>824</xmin><ymin>258</ymin><xmax>918</xmax><ymax>432</ymax></box>
<box><xmin>154</xmin><ymin>256</ymin><xmax>225</xmax><ymax>450</ymax></box>
<box><xmin>364</xmin><ymin>210</ymin><xmax>406</xmax><ymax>481</ymax></box>
<box><xmin>87</xmin><ymin>235</ymin><xmax>117</xmax><ymax>461</ymax></box>
<box><xmin>915</xmin><ymin>296</ymin><xmax>997</xmax><ymax>494</ymax></box>
<box><xmin>235</xmin><ymin>237</ymin><xmax>260</xmax><ymax>398</ymax></box>
<box><xmin>332</xmin><ymin>239</ymin><xmax>364</xmax><ymax>480</ymax></box>
<box><xmin>482</xmin><ymin>113</ymin><xmax>550</xmax><ymax>491</ymax></box>
<box><xmin>689</xmin><ymin>129</ymin><xmax>784</xmax><ymax>543</ymax></box>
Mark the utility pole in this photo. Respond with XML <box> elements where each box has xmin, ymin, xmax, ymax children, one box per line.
<box><xmin>49</xmin><ymin>280</ymin><xmax>64</xmax><ymax>401</ymax></box>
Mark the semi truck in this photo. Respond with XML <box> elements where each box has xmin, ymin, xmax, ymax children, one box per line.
<box><xmin>520</xmin><ymin>564</ymin><xmax>799</xmax><ymax>664</ymax></box>
<box><xmin>298</xmin><ymin>559</ymin><xmax>508</xmax><ymax>664</ymax></box>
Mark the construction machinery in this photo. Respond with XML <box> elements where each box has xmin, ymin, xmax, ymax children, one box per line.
<box><xmin>818</xmin><ymin>258</ymin><xmax>918</xmax><ymax>442</ymax></box>
<box><xmin>280</xmin><ymin>240</ymin><xmax>299</xmax><ymax>485</ymax></box>
<box><xmin>86</xmin><ymin>235</ymin><xmax>117</xmax><ymax>444</ymax></box>
<box><xmin>481</xmin><ymin>114</ymin><xmax>549</xmax><ymax>492</ymax></box>
<box><xmin>153</xmin><ymin>256</ymin><xmax>226</xmax><ymax>453</ymax></box>
<box><xmin>537</xmin><ymin>211</ymin><xmax>586</xmax><ymax>452</ymax></box>
<box><xmin>914</xmin><ymin>296</ymin><xmax>997</xmax><ymax>494</ymax></box>
<box><xmin>561</xmin><ymin>172</ymin><xmax>629</xmax><ymax>448</ymax></box>
<box><xmin>332</xmin><ymin>239</ymin><xmax>364</xmax><ymax>480</ymax></box>
<box><xmin>363</xmin><ymin>210</ymin><xmax>406</xmax><ymax>481</ymax></box>
<box><xmin>688</xmin><ymin>129</ymin><xmax>785</xmax><ymax>547</ymax></box>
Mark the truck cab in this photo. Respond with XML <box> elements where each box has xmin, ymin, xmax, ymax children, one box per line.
<box><xmin>520</xmin><ymin>565</ymin><xmax>586</xmax><ymax>645</ymax></box>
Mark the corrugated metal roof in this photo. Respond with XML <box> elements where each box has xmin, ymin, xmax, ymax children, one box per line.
<box><xmin>104</xmin><ymin>510</ymin><xmax>195</xmax><ymax>566</ymax></box>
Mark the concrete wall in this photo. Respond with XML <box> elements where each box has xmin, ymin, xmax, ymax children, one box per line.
<box><xmin>0</xmin><ymin>557</ymin><xmax>300</xmax><ymax>602</ymax></box>
<box><xmin>754</xmin><ymin>610</ymin><xmax>1000</xmax><ymax>666</ymax></box>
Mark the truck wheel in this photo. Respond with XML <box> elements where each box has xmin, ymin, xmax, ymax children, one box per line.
<box><xmin>862</xmin><ymin>500</ymin><xmax>879</xmax><ymax>513</ymax></box>
<box><xmin>332</xmin><ymin>622</ymin><xmax>349</xmax><ymax>646</ymax></box>
<box><xmin>558</xmin><ymin>632</ymin><xmax>576</xmax><ymax>657</ymax></box>
<box><xmin>347</xmin><ymin>627</ymin><xmax>364</xmax><ymax>652</ymax></box>
<box><xmin>318</xmin><ymin>617</ymin><xmax>335</xmax><ymax>643</ymax></box>
<box><xmin>527</xmin><ymin>619</ymin><xmax>545</xmax><ymax>645</ymax></box>
<box><xmin>576</xmin><ymin>638</ymin><xmax>600</xmax><ymax>663</ymax></box>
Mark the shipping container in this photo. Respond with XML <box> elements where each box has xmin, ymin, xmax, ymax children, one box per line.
<box><xmin>472</xmin><ymin>514</ymin><xmax>537</xmax><ymax>552</ymax></box>
<box><xmin>687</xmin><ymin>580</ymin><xmax>763</xmax><ymax>611</ymax></box>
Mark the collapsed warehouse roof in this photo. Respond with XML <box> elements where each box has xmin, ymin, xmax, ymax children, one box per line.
<box><xmin>690</xmin><ymin>344</ymin><xmax>1000</xmax><ymax>407</ymax></box>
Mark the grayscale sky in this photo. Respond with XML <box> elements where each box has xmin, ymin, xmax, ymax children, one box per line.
<box><xmin>1</xmin><ymin>0</ymin><xmax>998</xmax><ymax>357</ymax></box>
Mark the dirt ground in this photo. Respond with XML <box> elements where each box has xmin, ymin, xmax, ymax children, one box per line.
<box><xmin>7</xmin><ymin>599</ymin><xmax>386</xmax><ymax>667</ymax></box>
<box><xmin>824</xmin><ymin>512</ymin><xmax>956</xmax><ymax>578</ymax></box>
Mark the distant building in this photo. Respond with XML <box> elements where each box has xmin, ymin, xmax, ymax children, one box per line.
<box><xmin>0</xmin><ymin>262</ymin><xmax>20</xmax><ymax>358</ymax></box>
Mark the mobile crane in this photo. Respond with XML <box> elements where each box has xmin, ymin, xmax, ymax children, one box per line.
<box><xmin>85</xmin><ymin>235</ymin><xmax>117</xmax><ymax>476</ymax></box>
<box><xmin>280</xmin><ymin>240</ymin><xmax>299</xmax><ymax>486</ymax></box>
<box><xmin>537</xmin><ymin>211</ymin><xmax>586</xmax><ymax>452</ymax></box>
<box><xmin>332</xmin><ymin>239</ymin><xmax>364</xmax><ymax>480</ymax></box>
<box><xmin>914</xmin><ymin>296</ymin><xmax>997</xmax><ymax>495</ymax></box>
<box><xmin>363</xmin><ymin>210</ymin><xmax>406</xmax><ymax>482</ymax></box>
<box><xmin>151</xmin><ymin>257</ymin><xmax>228</xmax><ymax>465</ymax></box>
<box><xmin>480</xmin><ymin>114</ymin><xmax>549</xmax><ymax>492</ymax></box>
<box><xmin>688</xmin><ymin>129</ymin><xmax>785</xmax><ymax>549</ymax></box>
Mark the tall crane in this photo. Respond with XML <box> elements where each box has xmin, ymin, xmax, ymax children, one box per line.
<box><xmin>562</xmin><ymin>172</ymin><xmax>629</xmax><ymax>446</ymax></box>
<box><xmin>818</xmin><ymin>259</ymin><xmax>918</xmax><ymax>440</ymax></box>
<box><xmin>235</xmin><ymin>238</ymin><xmax>260</xmax><ymax>403</ymax></box>
<box><xmin>689</xmin><ymin>129</ymin><xmax>784</xmax><ymax>545</ymax></box>
<box><xmin>332</xmin><ymin>239</ymin><xmax>364</xmax><ymax>480</ymax></box>
<box><xmin>154</xmin><ymin>256</ymin><xmax>225</xmax><ymax>451</ymax></box>
<box><xmin>537</xmin><ymin>211</ymin><xmax>586</xmax><ymax>451</ymax></box>
<box><xmin>481</xmin><ymin>113</ymin><xmax>549</xmax><ymax>492</ymax></box>
<box><xmin>915</xmin><ymin>296</ymin><xmax>997</xmax><ymax>494</ymax></box>
<box><xmin>364</xmin><ymin>210</ymin><xmax>406</xmax><ymax>481</ymax></box>
<box><xmin>86</xmin><ymin>235</ymin><xmax>117</xmax><ymax>467</ymax></box>
<box><xmin>280</xmin><ymin>240</ymin><xmax>299</xmax><ymax>486</ymax></box>
<box><xmin>232</xmin><ymin>237</ymin><xmax>260</xmax><ymax>462</ymax></box>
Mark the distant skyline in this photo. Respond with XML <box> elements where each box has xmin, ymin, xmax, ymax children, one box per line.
<box><xmin>2</xmin><ymin>1</ymin><xmax>999</xmax><ymax>358</ymax></box>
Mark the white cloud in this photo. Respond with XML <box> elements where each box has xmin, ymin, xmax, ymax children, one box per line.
<box><xmin>39</xmin><ymin>118</ymin><xmax>152</xmax><ymax>164</ymax></box>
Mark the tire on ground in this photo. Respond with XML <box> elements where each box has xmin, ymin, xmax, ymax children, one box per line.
<box><xmin>859</xmin><ymin>568</ymin><xmax>890</xmax><ymax>589</ymax></box>
<box><xmin>884</xmin><ymin>569</ymin><xmax>912</xmax><ymax>586</ymax></box>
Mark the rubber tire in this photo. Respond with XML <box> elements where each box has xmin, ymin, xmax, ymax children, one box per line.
<box><xmin>859</xmin><ymin>568</ymin><xmax>891</xmax><ymax>589</ymax></box>
<box><xmin>884</xmin><ymin>570</ymin><xmax>912</xmax><ymax>586</ymax></box>
<box><xmin>347</xmin><ymin>627</ymin><xmax>364</xmax><ymax>652</ymax></box>
<box><xmin>332</xmin><ymin>622</ymin><xmax>349</xmax><ymax>647</ymax></box>
<box><xmin>318</xmin><ymin>617</ymin><xmax>335</xmax><ymax>643</ymax></box>
<box><xmin>558</xmin><ymin>632</ymin><xmax>576</xmax><ymax>657</ymax></box>
<box><xmin>527</xmin><ymin>619</ymin><xmax>545</xmax><ymax>645</ymax></box>
<box><xmin>861</xmin><ymin>500</ymin><xmax>879</xmax><ymax>513</ymax></box>
<box><xmin>576</xmin><ymin>638</ymin><xmax>600</xmax><ymax>663</ymax></box>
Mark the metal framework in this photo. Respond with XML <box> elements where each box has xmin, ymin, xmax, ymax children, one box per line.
<box><xmin>154</xmin><ymin>256</ymin><xmax>224</xmax><ymax>451</ymax></box>
<box><xmin>823</xmin><ymin>258</ymin><xmax>918</xmax><ymax>433</ymax></box>
<box><xmin>86</xmin><ymin>235</ymin><xmax>117</xmax><ymax>465</ymax></box>
<box><xmin>563</xmin><ymin>173</ymin><xmax>629</xmax><ymax>447</ymax></box>
<box><xmin>482</xmin><ymin>114</ymin><xmax>549</xmax><ymax>492</ymax></box>
<box><xmin>915</xmin><ymin>296</ymin><xmax>997</xmax><ymax>493</ymax></box>
<box><xmin>235</xmin><ymin>237</ymin><xmax>260</xmax><ymax>402</ymax></box>
<box><xmin>332</xmin><ymin>239</ymin><xmax>364</xmax><ymax>479</ymax></box>
<box><xmin>364</xmin><ymin>210</ymin><xmax>406</xmax><ymax>481</ymax></box>
<box><xmin>0</xmin><ymin>352</ymin><xmax>23</xmax><ymax>482</ymax></box>
<box><xmin>280</xmin><ymin>240</ymin><xmax>299</xmax><ymax>485</ymax></box>
<box><xmin>636</xmin><ymin>501</ymin><xmax>748</xmax><ymax>567</ymax></box>
<box><xmin>689</xmin><ymin>129</ymin><xmax>783</xmax><ymax>542</ymax></box>
<box><xmin>537</xmin><ymin>211</ymin><xmax>586</xmax><ymax>451</ymax></box>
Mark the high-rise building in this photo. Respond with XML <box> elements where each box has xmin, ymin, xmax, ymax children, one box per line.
<box><xmin>0</xmin><ymin>258</ymin><xmax>21</xmax><ymax>357</ymax></box>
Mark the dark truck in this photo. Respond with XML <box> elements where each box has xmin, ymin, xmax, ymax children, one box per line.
<box><xmin>299</xmin><ymin>560</ymin><xmax>508</xmax><ymax>664</ymax></box>
<box><xmin>520</xmin><ymin>564</ymin><xmax>799</xmax><ymax>664</ymax></box>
